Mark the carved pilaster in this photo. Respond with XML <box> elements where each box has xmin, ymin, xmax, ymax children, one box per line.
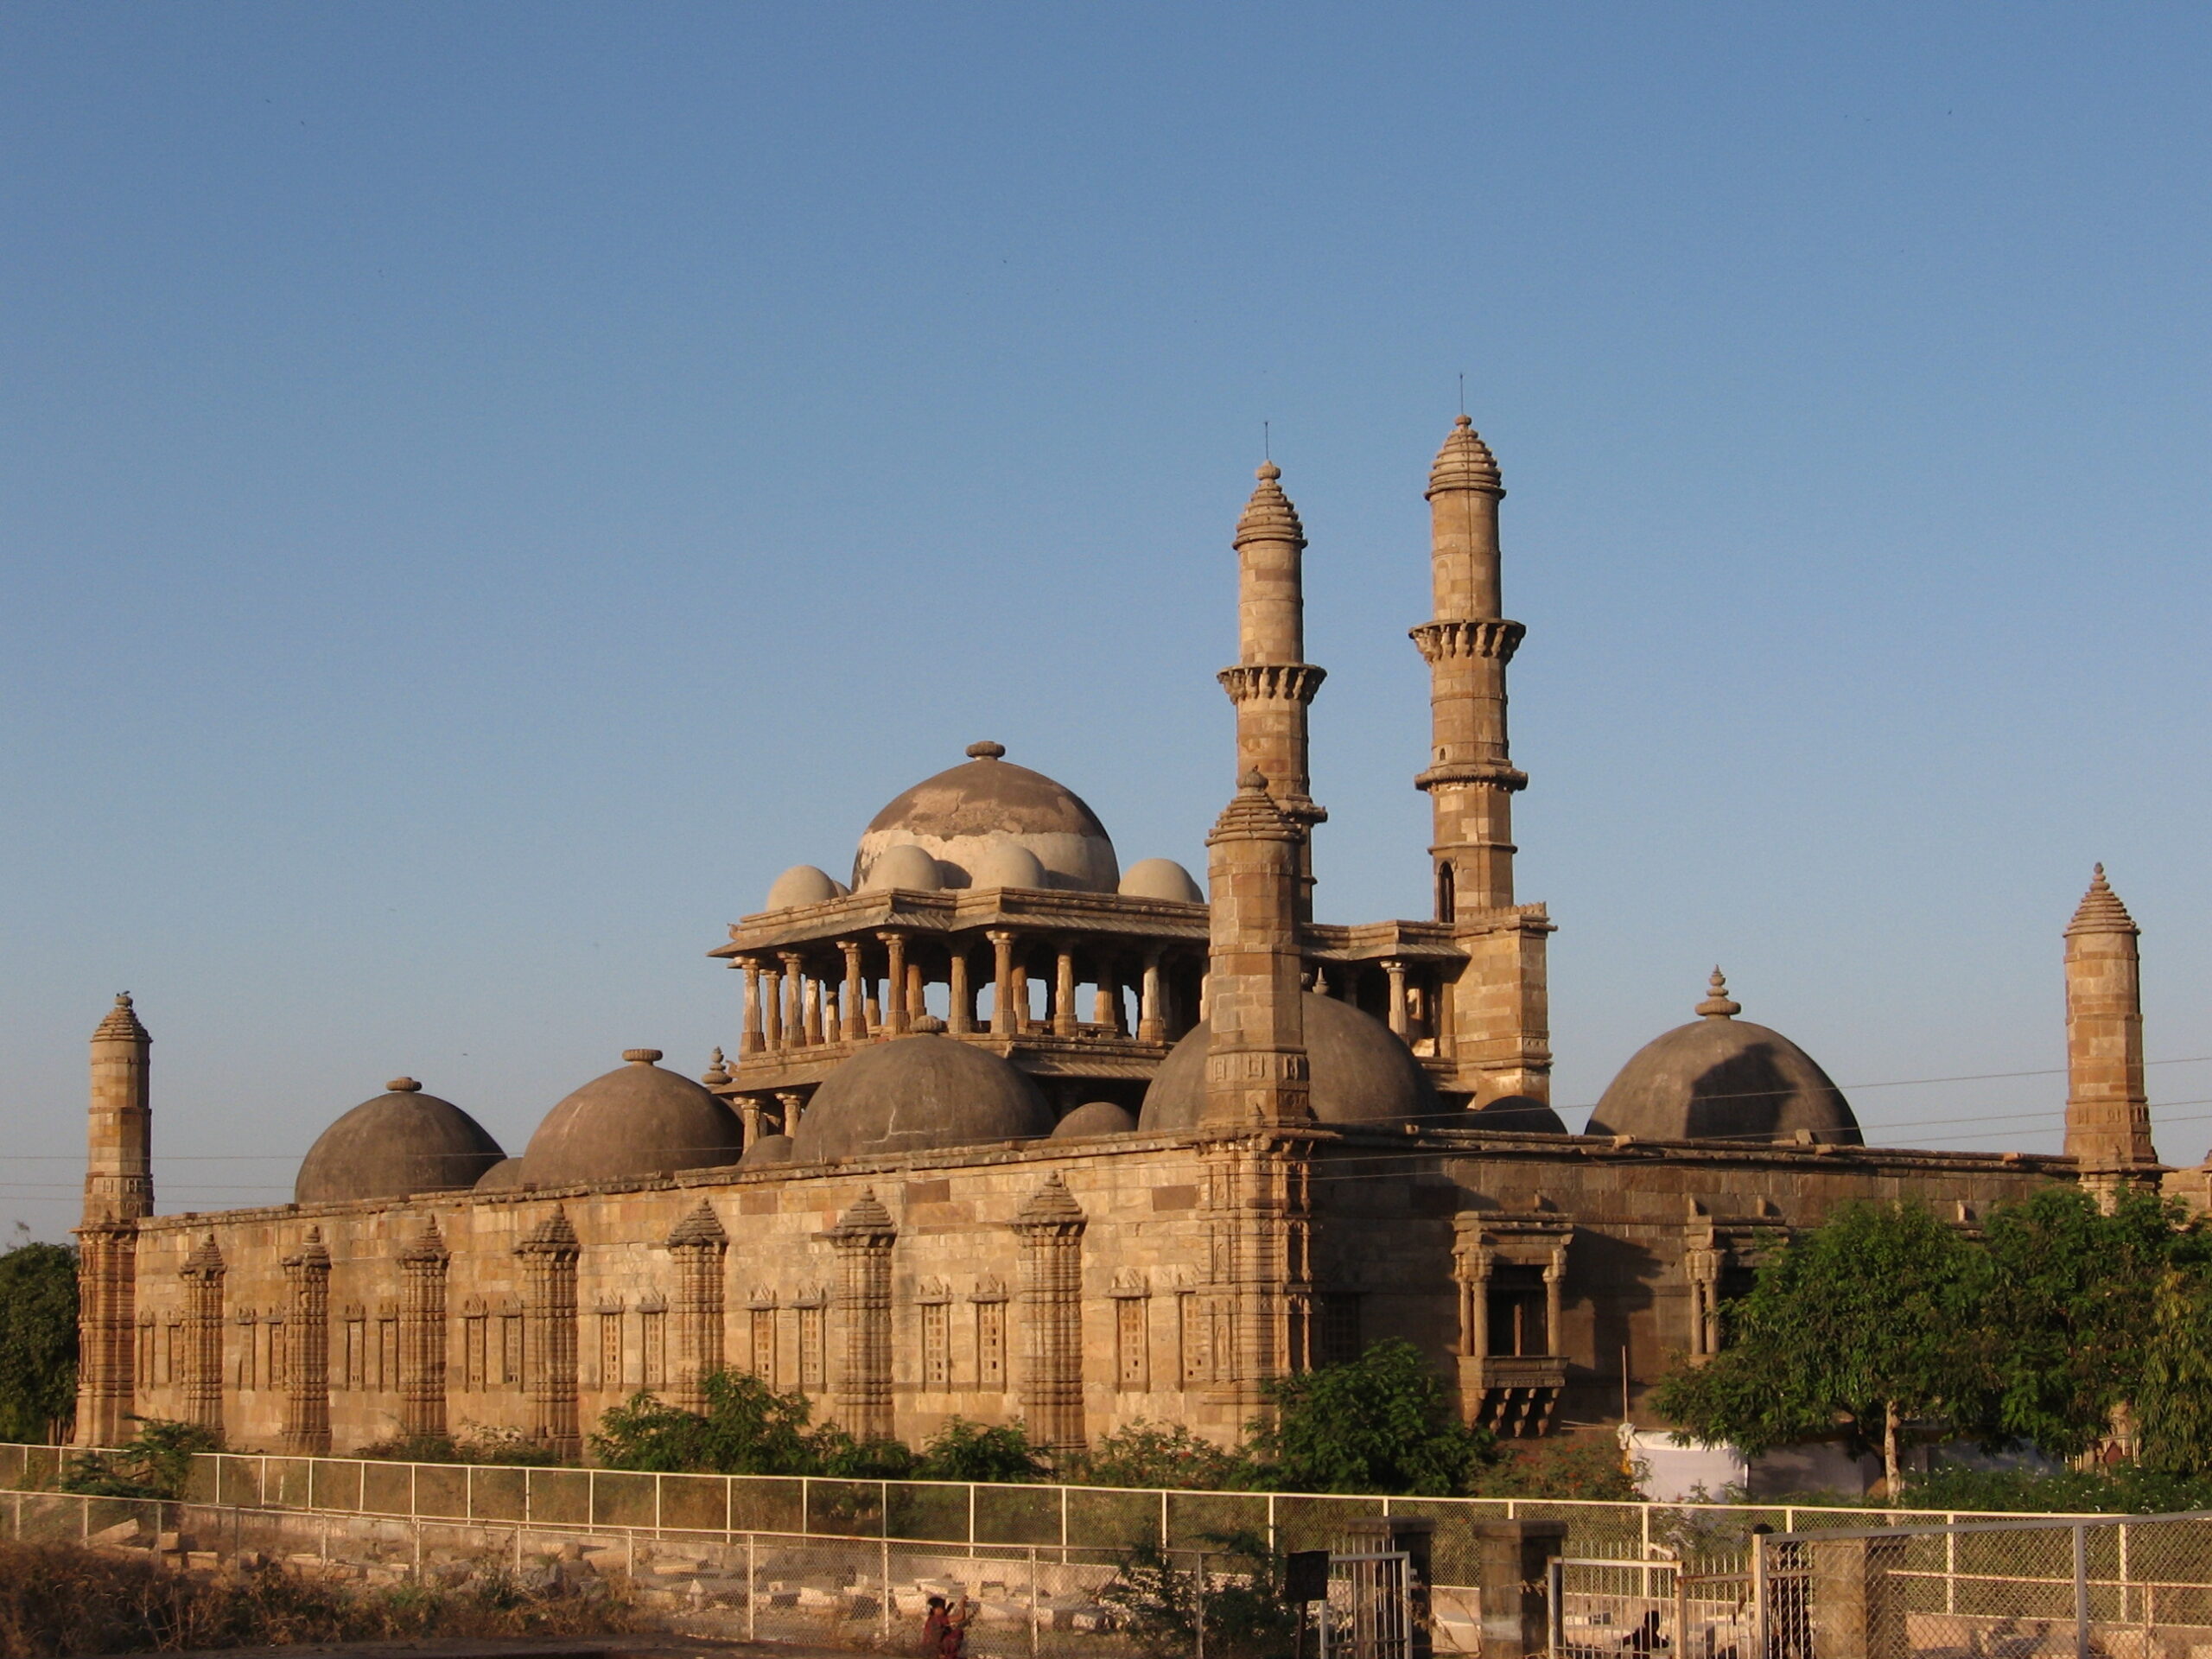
<box><xmin>667</xmin><ymin>1201</ymin><xmax>729</xmax><ymax>1414</ymax></box>
<box><xmin>825</xmin><ymin>1190</ymin><xmax>896</xmax><ymax>1442</ymax></box>
<box><xmin>398</xmin><ymin>1219</ymin><xmax>450</xmax><ymax>1440</ymax></box>
<box><xmin>1013</xmin><ymin>1174</ymin><xmax>1087</xmax><ymax>1452</ymax></box>
<box><xmin>282</xmin><ymin>1228</ymin><xmax>332</xmax><ymax>1455</ymax></box>
<box><xmin>73</xmin><ymin>1223</ymin><xmax>137</xmax><ymax>1447</ymax></box>
<box><xmin>517</xmin><ymin>1206</ymin><xmax>581</xmax><ymax>1458</ymax></box>
<box><xmin>1198</xmin><ymin>1138</ymin><xmax>1313</xmax><ymax>1425</ymax></box>
<box><xmin>180</xmin><ymin>1234</ymin><xmax>226</xmax><ymax>1437</ymax></box>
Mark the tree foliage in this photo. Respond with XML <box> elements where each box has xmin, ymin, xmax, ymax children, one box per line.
<box><xmin>0</xmin><ymin>1233</ymin><xmax>78</xmax><ymax>1444</ymax></box>
<box><xmin>1099</xmin><ymin>1531</ymin><xmax>1298</xmax><ymax>1659</ymax></box>
<box><xmin>1652</xmin><ymin>1200</ymin><xmax>1979</xmax><ymax>1494</ymax></box>
<box><xmin>1069</xmin><ymin>1421</ymin><xmax>1252</xmax><ymax>1491</ymax></box>
<box><xmin>61</xmin><ymin>1417</ymin><xmax>219</xmax><ymax>1499</ymax></box>
<box><xmin>1244</xmin><ymin>1338</ymin><xmax>1493</xmax><ymax>1496</ymax></box>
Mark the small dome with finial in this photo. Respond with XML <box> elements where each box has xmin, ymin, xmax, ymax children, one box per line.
<box><xmin>1427</xmin><ymin>413</ymin><xmax>1503</xmax><ymax>498</ymax></box>
<box><xmin>296</xmin><ymin>1079</ymin><xmax>505</xmax><ymax>1205</ymax></box>
<box><xmin>1695</xmin><ymin>969</ymin><xmax>1742</xmax><ymax>1019</ymax></box>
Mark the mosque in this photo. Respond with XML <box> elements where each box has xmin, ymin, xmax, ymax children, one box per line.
<box><xmin>73</xmin><ymin>418</ymin><xmax>2166</xmax><ymax>1460</ymax></box>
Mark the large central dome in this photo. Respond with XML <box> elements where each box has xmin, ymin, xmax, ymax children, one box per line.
<box><xmin>853</xmin><ymin>741</ymin><xmax>1119</xmax><ymax>893</ymax></box>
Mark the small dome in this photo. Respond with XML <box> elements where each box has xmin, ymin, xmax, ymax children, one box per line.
<box><xmin>474</xmin><ymin>1157</ymin><xmax>528</xmax><ymax>1192</ymax></box>
<box><xmin>860</xmin><ymin>842</ymin><xmax>945</xmax><ymax>893</ymax></box>
<box><xmin>1052</xmin><ymin>1100</ymin><xmax>1138</xmax><ymax>1139</ymax></box>
<box><xmin>793</xmin><ymin>1032</ymin><xmax>1054</xmax><ymax>1162</ymax></box>
<box><xmin>522</xmin><ymin>1050</ymin><xmax>745</xmax><ymax>1186</ymax></box>
<box><xmin>1139</xmin><ymin>995</ymin><xmax>1440</xmax><ymax>1130</ymax></box>
<box><xmin>1584</xmin><ymin>971</ymin><xmax>1862</xmax><ymax>1146</ymax></box>
<box><xmin>766</xmin><ymin>865</ymin><xmax>843</xmax><ymax>909</ymax></box>
<box><xmin>739</xmin><ymin>1134</ymin><xmax>794</xmax><ymax>1169</ymax></box>
<box><xmin>969</xmin><ymin>842</ymin><xmax>1048</xmax><ymax>890</ymax></box>
<box><xmin>1467</xmin><ymin>1096</ymin><xmax>1568</xmax><ymax>1135</ymax></box>
<box><xmin>296</xmin><ymin>1079</ymin><xmax>505</xmax><ymax>1205</ymax></box>
<box><xmin>855</xmin><ymin>742</ymin><xmax>1118</xmax><ymax>893</ymax></box>
<box><xmin>1119</xmin><ymin>858</ymin><xmax>1204</xmax><ymax>904</ymax></box>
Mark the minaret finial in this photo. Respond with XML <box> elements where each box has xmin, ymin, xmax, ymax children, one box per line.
<box><xmin>1696</xmin><ymin>968</ymin><xmax>1741</xmax><ymax>1019</ymax></box>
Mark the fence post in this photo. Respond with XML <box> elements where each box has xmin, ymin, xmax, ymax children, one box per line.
<box><xmin>1750</xmin><ymin>1529</ymin><xmax>1768</xmax><ymax>1659</ymax></box>
<box><xmin>881</xmin><ymin>1535</ymin><xmax>893</xmax><ymax>1641</ymax></box>
<box><xmin>747</xmin><ymin>1530</ymin><xmax>757</xmax><ymax>1643</ymax></box>
<box><xmin>1548</xmin><ymin>1556</ymin><xmax>1564</xmax><ymax>1659</ymax></box>
<box><xmin>2075</xmin><ymin>1524</ymin><xmax>2090</xmax><ymax>1659</ymax></box>
<box><xmin>1196</xmin><ymin>1550</ymin><xmax>1207</xmax><ymax>1659</ymax></box>
<box><xmin>1030</xmin><ymin>1542</ymin><xmax>1040</xmax><ymax>1658</ymax></box>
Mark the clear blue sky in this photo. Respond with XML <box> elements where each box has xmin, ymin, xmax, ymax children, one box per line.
<box><xmin>5</xmin><ymin>4</ymin><xmax>2209</xmax><ymax>1239</ymax></box>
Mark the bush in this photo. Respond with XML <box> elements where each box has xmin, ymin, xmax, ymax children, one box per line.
<box><xmin>1467</xmin><ymin>1433</ymin><xmax>1643</xmax><ymax>1500</ymax></box>
<box><xmin>357</xmin><ymin>1424</ymin><xmax>561</xmax><ymax>1465</ymax></box>
<box><xmin>1877</xmin><ymin>1462</ymin><xmax>2212</xmax><ymax>1516</ymax></box>
<box><xmin>1071</xmin><ymin>1421</ymin><xmax>1252</xmax><ymax>1491</ymax></box>
<box><xmin>1100</xmin><ymin>1531</ymin><xmax>1298</xmax><ymax>1659</ymax></box>
<box><xmin>61</xmin><ymin>1418</ymin><xmax>219</xmax><ymax>1500</ymax></box>
<box><xmin>0</xmin><ymin>1538</ymin><xmax>641</xmax><ymax>1655</ymax></box>
<box><xmin>1245</xmin><ymin>1340</ymin><xmax>1494</xmax><ymax>1496</ymax></box>
<box><xmin>913</xmin><ymin>1417</ymin><xmax>1048</xmax><ymax>1482</ymax></box>
<box><xmin>593</xmin><ymin>1370</ymin><xmax>826</xmax><ymax>1474</ymax></box>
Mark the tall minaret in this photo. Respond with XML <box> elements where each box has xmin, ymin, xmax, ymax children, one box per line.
<box><xmin>1411</xmin><ymin>418</ymin><xmax>1554</xmax><ymax>1107</ymax></box>
<box><xmin>75</xmin><ymin>993</ymin><xmax>152</xmax><ymax>1447</ymax></box>
<box><xmin>1218</xmin><ymin>461</ymin><xmax>1326</xmax><ymax>920</ymax></box>
<box><xmin>2063</xmin><ymin>866</ymin><xmax>2158</xmax><ymax>1181</ymax></box>
<box><xmin>1413</xmin><ymin>416</ymin><xmax>1523</xmax><ymax>917</ymax></box>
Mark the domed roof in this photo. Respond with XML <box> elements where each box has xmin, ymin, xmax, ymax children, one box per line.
<box><xmin>792</xmin><ymin>1027</ymin><xmax>1054</xmax><ymax>1162</ymax></box>
<box><xmin>854</xmin><ymin>741</ymin><xmax>1118</xmax><ymax>894</ymax></box>
<box><xmin>738</xmin><ymin>1134</ymin><xmax>794</xmax><ymax>1169</ymax></box>
<box><xmin>1584</xmin><ymin>972</ymin><xmax>1862</xmax><ymax>1146</ymax></box>
<box><xmin>1138</xmin><ymin>994</ymin><xmax>1440</xmax><ymax>1130</ymax></box>
<box><xmin>1467</xmin><ymin>1096</ymin><xmax>1568</xmax><ymax>1135</ymax></box>
<box><xmin>1052</xmin><ymin>1100</ymin><xmax>1138</xmax><ymax>1139</ymax></box>
<box><xmin>861</xmin><ymin>842</ymin><xmax>945</xmax><ymax>893</ymax></box>
<box><xmin>474</xmin><ymin>1157</ymin><xmax>528</xmax><ymax>1192</ymax></box>
<box><xmin>522</xmin><ymin>1049</ymin><xmax>745</xmax><ymax>1186</ymax></box>
<box><xmin>1119</xmin><ymin>858</ymin><xmax>1204</xmax><ymax>904</ymax></box>
<box><xmin>766</xmin><ymin>865</ymin><xmax>845</xmax><ymax>909</ymax></box>
<box><xmin>296</xmin><ymin>1079</ymin><xmax>505</xmax><ymax>1205</ymax></box>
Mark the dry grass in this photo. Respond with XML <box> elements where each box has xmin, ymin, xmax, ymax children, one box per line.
<box><xmin>0</xmin><ymin>1538</ymin><xmax>646</xmax><ymax>1657</ymax></box>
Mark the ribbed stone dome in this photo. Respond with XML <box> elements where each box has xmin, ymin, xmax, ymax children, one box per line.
<box><xmin>522</xmin><ymin>1050</ymin><xmax>745</xmax><ymax>1186</ymax></box>
<box><xmin>792</xmin><ymin>1030</ymin><xmax>1054</xmax><ymax>1162</ymax></box>
<box><xmin>854</xmin><ymin>741</ymin><xmax>1118</xmax><ymax>894</ymax></box>
<box><xmin>296</xmin><ymin>1080</ymin><xmax>505</xmax><ymax>1205</ymax></box>
<box><xmin>1584</xmin><ymin>972</ymin><xmax>1862</xmax><ymax>1146</ymax></box>
<box><xmin>1138</xmin><ymin>994</ymin><xmax>1440</xmax><ymax>1129</ymax></box>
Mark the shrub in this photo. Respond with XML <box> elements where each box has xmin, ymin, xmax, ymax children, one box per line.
<box><xmin>1467</xmin><ymin>1433</ymin><xmax>1643</xmax><ymax>1500</ymax></box>
<box><xmin>913</xmin><ymin>1416</ymin><xmax>1048</xmax><ymax>1483</ymax></box>
<box><xmin>1100</xmin><ymin>1531</ymin><xmax>1298</xmax><ymax>1659</ymax></box>
<box><xmin>62</xmin><ymin>1418</ymin><xmax>219</xmax><ymax>1500</ymax></box>
<box><xmin>1245</xmin><ymin>1340</ymin><xmax>1493</xmax><ymax>1496</ymax></box>
<box><xmin>1071</xmin><ymin>1421</ymin><xmax>1252</xmax><ymax>1491</ymax></box>
<box><xmin>357</xmin><ymin>1424</ymin><xmax>561</xmax><ymax>1465</ymax></box>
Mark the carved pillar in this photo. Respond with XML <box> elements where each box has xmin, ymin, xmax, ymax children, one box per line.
<box><xmin>948</xmin><ymin>947</ymin><xmax>973</xmax><ymax>1034</ymax></box>
<box><xmin>1052</xmin><ymin>947</ymin><xmax>1077</xmax><ymax>1036</ymax></box>
<box><xmin>880</xmin><ymin>933</ymin><xmax>910</xmax><ymax>1034</ymax></box>
<box><xmin>1684</xmin><ymin>1245</ymin><xmax>1721</xmax><ymax>1361</ymax></box>
<box><xmin>1095</xmin><ymin>966</ymin><xmax>1124</xmax><ymax>1034</ymax></box>
<box><xmin>1138</xmin><ymin>950</ymin><xmax>1165</xmax><ymax>1044</ymax></box>
<box><xmin>398</xmin><ymin>1219</ymin><xmax>450</xmax><ymax>1440</ymax></box>
<box><xmin>1013</xmin><ymin>1174</ymin><xmax>1087</xmax><ymax>1452</ymax></box>
<box><xmin>1543</xmin><ymin>1249</ymin><xmax>1565</xmax><ymax>1357</ymax></box>
<box><xmin>667</xmin><ymin>1202</ymin><xmax>729</xmax><ymax>1414</ymax></box>
<box><xmin>762</xmin><ymin>963</ymin><xmax>785</xmax><ymax>1051</ymax></box>
<box><xmin>736</xmin><ymin>1095</ymin><xmax>764</xmax><ymax>1149</ymax></box>
<box><xmin>741</xmin><ymin>959</ymin><xmax>766</xmax><ymax>1057</ymax></box>
<box><xmin>74</xmin><ymin>1224</ymin><xmax>137</xmax><ymax>1447</ymax></box>
<box><xmin>180</xmin><ymin>1234</ymin><xmax>226</xmax><ymax>1437</ymax></box>
<box><xmin>777</xmin><ymin>1090</ymin><xmax>804</xmax><ymax>1135</ymax></box>
<box><xmin>778</xmin><ymin>955</ymin><xmax>807</xmax><ymax>1047</ymax></box>
<box><xmin>989</xmin><ymin>931</ymin><xmax>1017</xmax><ymax>1035</ymax></box>
<box><xmin>825</xmin><ymin>1190</ymin><xmax>896</xmax><ymax>1442</ymax></box>
<box><xmin>840</xmin><ymin>941</ymin><xmax>868</xmax><ymax>1042</ymax></box>
<box><xmin>1384</xmin><ymin>960</ymin><xmax>1410</xmax><ymax>1039</ymax></box>
<box><xmin>282</xmin><ymin>1228</ymin><xmax>332</xmax><ymax>1455</ymax></box>
<box><xmin>517</xmin><ymin>1206</ymin><xmax>581</xmax><ymax>1458</ymax></box>
<box><xmin>803</xmin><ymin>973</ymin><xmax>826</xmax><ymax>1046</ymax></box>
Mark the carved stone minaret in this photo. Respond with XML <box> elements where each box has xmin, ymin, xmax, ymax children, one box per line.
<box><xmin>1203</xmin><ymin>768</ymin><xmax>1313</xmax><ymax>1128</ymax></box>
<box><xmin>667</xmin><ymin>1201</ymin><xmax>729</xmax><ymax>1415</ymax></box>
<box><xmin>398</xmin><ymin>1219</ymin><xmax>450</xmax><ymax>1440</ymax></box>
<box><xmin>826</xmin><ymin>1190</ymin><xmax>895</xmax><ymax>1443</ymax></box>
<box><xmin>2064</xmin><ymin>866</ymin><xmax>2158</xmax><ymax>1185</ymax></box>
<box><xmin>517</xmin><ymin>1206</ymin><xmax>581</xmax><ymax>1458</ymax></box>
<box><xmin>75</xmin><ymin>994</ymin><xmax>153</xmax><ymax>1447</ymax></box>
<box><xmin>180</xmin><ymin>1234</ymin><xmax>226</xmax><ymax>1437</ymax></box>
<box><xmin>1413</xmin><ymin>418</ymin><xmax>1554</xmax><ymax>1107</ymax></box>
<box><xmin>1218</xmin><ymin>461</ymin><xmax>1326</xmax><ymax>919</ymax></box>
<box><xmin>282</xmin><ymin>1227</ymin><xmax>332</xmax><ymax>1454</ymax></box>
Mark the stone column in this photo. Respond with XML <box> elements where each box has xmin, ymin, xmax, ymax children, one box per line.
<box><xmin>1013</xmin><ymin>1174</ymin><xmax>1087</xmax><ymax>1452</ymax></box>
<box><xmin>282</xmin><ymin>1228</ymin><xmax>332</xmax><ymax>1455</ymax></box>
<box><xmin>740</xmin><ymin>959</ymin><xmax>766</xmax><ymax>1057</ymax></box>
<box><xmin>1052</xmin><ymin>947</ymin><xmax>1077</xmax><ymax>1036</ymax></box>
<box><xmin>1217</xmin><ymin>461</ymin><xmax>1328</xmax><ymax>920</ymax></box>
<box><xmin>777</xmin><ymin>1090</ymin><xmax>804</xmax><ymax>1135</ymax></box>
<box><xmin>1384</xmin><ymin>960</ymin><xmax>1410</xmax><ymax>1039</ymax></box>
<box><xmin>398</xmin><ymin>1219</ymin><xmax>449</xmax><ymax>1440</ymax></box>
<box><xmin>777</xmin><ymin>954</ymin><xmax>807</xmax><ymax>1047</ymax></box>
<box><xmin>1137</xmin><ymin>950</ymin><xmax>1165</xmax><ymax>1044</ymax></box>
<box><xmin>839</xmin><ymin>941</ymin><xmax>868</xmax><ymax>1042</ymax></box>
<box><xmin>667</xmin><ymin>1202</ymin><xmax>729</xmax><ymax>1414</ymax></box>
<box><xmin>180</xmin><ymin>1234</ymin><xmax>226</xmax><ymax>1438</ymax></box>
<box><xmin>1542</xmin><ymin>1249</ymin><xmax>1565</xmax><ymax>1357</ymax></box>
<box><xmin>76</xmin><ymin>994</ymin><xmax>153</xmax><ymax>1448</ymax></box>
<box><xmin>948</xmin><ymin>946</ymin><xmax>973</xmax><ymax>1033</ymax></box>
<box><xmin>2063</xmin><ymin>866</ymin><xmax>2158</xmax><ymax>1179</ymax></box>
<box><xmin>736</xmin><ymin>1095</ymin><xmax>763</xmax><ymax>1149</ymax></box>
<box><xmin>517</xmin><ymin>1206</ymin><xmax>581</xmax><ymax>1459</ymax></box>
<box><xmin>761</xmin><ymin>963</ymin><xmax>785</xmax><ymax>1051</ymax></box>
<box><xmin>1685</xmin><ymin>1245</ymin><xmax>1721</xmax><ymax>1361</ymax></box>
<box><xmin>880</xmin><ymin>933</ymin><xmax>910</xmax><ymax>1034</ymax></box>
<box><xmin>1204</xmin><ymin>771</ymin><xmax>1311</xmax><ymax>1128</ymax></box>
<box><xmin>989</xmin><ymin>931</ymin><xmax>1017</xmax><ymax>1035</ymax></box>
<box><xmin>825</xmin><ymin>1190</ymin><xmax>896</xmax><ymax>1443</ymax></box>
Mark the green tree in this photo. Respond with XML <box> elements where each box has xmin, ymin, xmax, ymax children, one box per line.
<box><xmin>0</xmin><ymin>1233</ymin><xmax>78</xmax><ymax>1444</ymax></box>
<box><xmin>1244</xmin><ymin>1339</ymin><xmax>1493</xmax><ymax>1496</ymax></box>
<box><xmin>591</xmin><ymin>1370</ymin><xmax>827</xmax><ymax>1473</ymax></box>
<box><xmin>1652</xmin><ymin>1199</ymin><xmax>1979</xmax><ymax>1497</ymax></box>
<box><xmin>2139</xmin><ymin>1267</ymin><xmax>2212</xmax><ymax>1474</ymax></box>
<box><xmin>912</xmin><ymin>1416</ymin><xmax>1047</xmax><ymax>1482</ymax></box>
<box><xmin>1966</xmin><ymin>1186</ymin><xmax>2210</xmax><ymax>1461</ymax></box>
<box><xmin>1071</xmin><ymin>1421</ymin><xmax>1251</xmax><ymax>1491</ymax></box>
<box><xmin>61</xmin><ymin>1418</ymin><xmax>219</xmax><ymax>1499</ymax></box>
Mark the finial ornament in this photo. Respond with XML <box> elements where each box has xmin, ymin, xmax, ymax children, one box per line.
<box><xmin>622</xmin><ymin>1048</ymin><xmax>664</xmax><ymax>1065</ymax></box>
<box><xmin>702</xmin><ymin>1046</ymin><xmax>729</xmax><ymax>1086</ymax></box>
<box><xmin>1696</xmin><ymin>968</ymin><xmax>1742</xmax><ymax>1020</ymax></box>
<box><xmin>2068</xmin><ymin>863</ymin><xmax>2139</xmax><ymax>936</ymax></box>
<box><xmin>966</xmin><ymin>741</ymin><xmax>1006</xmax><ymax>760</ymax></box>
<box><xmin>1239</xmin><ymin>767</ymin><xmax>1268</xmax><ymax>791</ymax></box>
<box><xmin>385</xmin><ymin>1077</ymin><xmax>422</xmax><ymax>1093</ymax></box>
<box><xmin>1427</xmin><ymin>414</ymin><xmax>1503</xmax><ymax>498</ymax></box>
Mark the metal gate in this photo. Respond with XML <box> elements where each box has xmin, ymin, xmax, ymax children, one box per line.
<box><xmin>1320</xmin><ymin>1549</ymin><xmax>1415</xmax><ymax>1659</ymax></box>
